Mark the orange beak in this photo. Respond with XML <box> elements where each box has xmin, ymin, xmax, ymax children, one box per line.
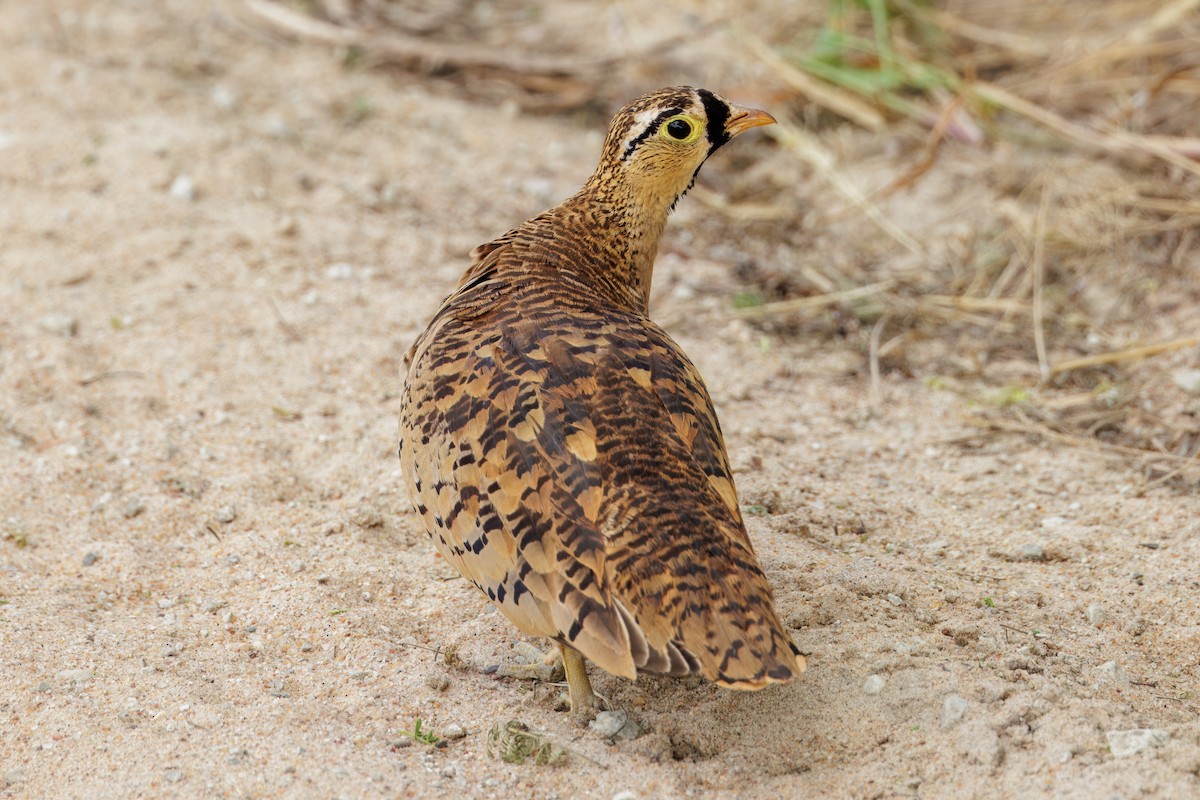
<box><xmin>724</xmin><ymin>106</ymin><xmax>777</xmax><ymax>137</ymax></box>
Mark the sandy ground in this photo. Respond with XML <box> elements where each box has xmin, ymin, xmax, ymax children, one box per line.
<box><xmin>3</xmin><ymin>3</ymin><xmax>1199</xmax><ymax>799</ymax></box>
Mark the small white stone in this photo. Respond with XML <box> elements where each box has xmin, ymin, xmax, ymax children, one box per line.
<box><xmin>589</xmin><ymin>710</ymin><xmax>640</xmax><ymax>740</ymax></box>
<box><xmin>39</xmin><ymin>313</ymin><xmax>78</xmax><ymax>336</ymax></box>
<box><xmin>122</xmin><ymin>496</ymin><xmax>145</xmax><ymax>518</ymax></box>
<box><xmin>863</xmin><ymin>674</ymin><xmax>887</xmax><ymax>695</ymax></box>
<box><xmin>886</xmin><ymin>593</ymin><xmax>903</xmax><ymax>606</ymax></box>
<box><xmin>940</xmin><ymin>694</ymin><xmax>969</xmax><ymax>728</ymax></box>
<box><xmin>441</xmin><ymin>723</ymin><xmax>466</xmax><ymax>740</ymax></box>
<box><xmin>1107</xmin><ymin>728</ymin><xmax>1169</xmax><ymax>758</ymax></box>
<box><xmin>1016</xmin><ymin>544</ymin><xmax>1045</xmax><ymax>561</ymax></box>
<box><xmin>1085</xmin><ymin>603</ymin><xmax>1107</xmax><ymax>626</ymax></box>
<box><xmin>613</xmin><ymin>792</ymin><xmax>637</xmax><ymax>800</ymax></box>
<box><xmin>1096</xmin><ymin>661</ymin><xmax>1127</xmax><ymax>684</ymax></box>
<box><xmin>1040</xmin><ymin>516</ymin><xmax>1067</xmax><ymax>528</ymax></box>
<box><xmin>325</xmin><ymin>263</ymin><xmax>354</xmax><ymax>281</ymax></box>
<box><xmin>1170</xmin><ymin>368</ymin><xmax>1200</xmax><ymax>395</ymax></box>
<box><xmin>210</xmin><ymin>85</ymin><xmax>238</xmax><ymax>111</ymax></box>
<box><xmin>169</xmin><ymin>175</ymin><xmax>196</xmax><ymax>201</ymax></box>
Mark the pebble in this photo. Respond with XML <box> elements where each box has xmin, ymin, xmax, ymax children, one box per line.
<box><xmin>426</xmin><ymin>675</ymin><xmax>450</xmax><ymax>692</ymax></box>
<box><xmin>1014</xmin><ymin>544</ymin><xmax>1046</xmax><ymax>562</ymax></box>
<box><xmin>122</xmin><ymin>496</ymin><xmax>145</xmax><ymax>519</ymax></box>
<box><xmin>1170</xmin><ymin>368</ymin><xmax>1200</xmax><ymax>395</ymax></box>
<box><xmin>441</xmin><ymin>723</ymin><xmax>466</xmax><ymax>740</ymax></box>
<box><xmin>886</xmin><ymin>593</ymin><xmax>903</xmax><ymax>607</ymax></box>
<box><xmin>1040</xmin><ymin>516</ymin><xmax>1066</xmax><ymax>529</ymax></box>
<box><xmin>1085</xmin><ymin>603</ymin><xmax>1107</xmax><ymax>626</ymax></box>
<box><xmin>1046</xmin><ymin>742</ymin><xmax>1076</xmax><ymax>764</ymax></box>
<box><xmin>351</xmin><ymin>505</ymin><xmax>384</xmax><ymax>528</ymax></box>
<box><xmin>955</xmin><ymin>719</ymin><xmax>1004</xmax><ymax>766</ymax></box>
<box><xmin>161</xmin><ymin>643</ymin><xmax>181</xmax><ymax>658</ymax></box>
<box><xmin>210</xmin><ymin>84</ymin><xmax>238</xmax><ymax>111</ymax></box>
<box><xmin>39</xmin><ymin>313</ymin><xmax>79</xmax><ymax>336</ymax></box>
<box><xmin>164</xmin><ymin>769</ymin><xmax>184</xmax><ymax>784</ymax></box>
<box><xmin>325</xmin><ymin>263</ymin><xmax>355</xmax><ymax>281</ymax></box>
<box><xmin>82</xmin><ymin>552</ymin><xmax>99</xmax><ymax>567</ymax></box>
<box><xmin>1107</xmin><ymin>728</ymin><xmax>1170</xmax><ymax>758</ymax></box>
<box><xmin>266</xmin><ymin>115</ymin><xmax>294</xmax><ymax>140</ymax></box>
<box><xmin>169</xmin><ymin>174</ymin><xmax>196</xmax><ymax>201</ymax></box>
<box><xmin>613</xmin><ymin>792</ymin><xmax>637</xmax><ymax>800</ymax></box>
<box><xmin>34</xmin><ymin>681</ymin><xmax>52</xmax><ymax>693</ymax></box>
<box><xmin>56</xmin><ymin>669</ymin><xmax>92</xmax><ymax>684</ymax></box>
<box><xmin>940</xmin><ymin>694</ymin><xmax>969</xmax><ymax>728</ymax></box>
<box><xmin>215</xmin><ymin>506</ymin><xmax>237</xmax><ymax>524</ymax></box>
<box><xmin>589</xmin><ymin>710</ymin><xmax>641</xmax><ymax>741</ymax></box>
<box><xmin>4</xmin><ymin>767</ymin><xmax>26</xmax><ymax>786</ymax></box>
<box><xmin>863</xmin><ymin>674</ymin><xmax>887</xmax><ymax>695</ymax></box>
<box><xmin>1096</xmin><ymin>661</ymin><xmax>1127</xmax><ymax>685</ymax></box>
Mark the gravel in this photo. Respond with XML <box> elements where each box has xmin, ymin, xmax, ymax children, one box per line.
<box><xmin>38</xmin><ymin>313</ymin><xmax>78</xmax><ymax>336</ymax></box>
<box><xmin>1014</xmin><ymin>544</ymin><xmax>1046</xmax><ymax>562</ymax></box>
<box><xmin>589</xmin><ymin>710</ymin><xmax>641</xmax><ymax>741</ymax></box>
<box><xmin>1170</xmin><ymin>368</ymin><xmax>1200</xmax><ymax>394</ymax></box>
<box><xmin>325</xmin><ymin>263</ymin><xmax>355</xmax><ymax>281</ymax></box>
<box><xmin>1107</xmin><ymin>729</ymin><xmax>1170</xmax><ymax>758</ymax></box>
<box><xmin>56</xmin><ymin>669</ymin><xmax>92</xmax><ymax>684</ymax></box>
<box><xmin>215</xmin><ymin>506</ymin><xmax>237</xmax><ymax>524</ymax></box>
<box><xmin>863</xmin><ymin>674</ymin><xmax>887</xmax><ymax>695</ymax></box>
<box><xmin>122</xmin><ymin>496</ymin><xmax>145</xmax><ymax>519</ymax></box>
<box><xmin>956</xmin><ymin>720</ymin><xmax>1004</xmax><ymax>766</ymax></box>
<box><xmin>1096</xmin><ymin>661</ymin><xmax>1128</xmax><ymax>685</ymax></box>
<box><xmin>350</xmin><ymin>505</ymin><xmax>384</xmax><ymax>528</ymax></box>
<box><xmin>940</xmin><ymin>694</ymin><xmax>969</xmax><ymax>728</ymax></box>
<box><xmin>1085</xmin><ymin>603</ymin><xmax>1108</xmax><ymax>626</ymax></box>
<box><xmin>169</xmin><ymin>175</ymin><xmax>196</xmax><ymax>201</ymax></box>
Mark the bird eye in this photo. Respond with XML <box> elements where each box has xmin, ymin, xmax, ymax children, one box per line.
<box><xmin>661</xmin><ymin>115</ymin><xmax>698</xmax><ymax>142</ymax></box>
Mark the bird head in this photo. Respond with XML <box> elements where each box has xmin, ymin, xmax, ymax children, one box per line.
<box><xmin>590</xmin><ymin>86</ymin><xmax>775</xmax><ymax>214</ymax></box>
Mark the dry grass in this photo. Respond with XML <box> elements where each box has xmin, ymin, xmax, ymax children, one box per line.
<box><xmin>242</xmin><ymin>0</ymin><xmax>1200</xmax><ymax>488</ymax></box>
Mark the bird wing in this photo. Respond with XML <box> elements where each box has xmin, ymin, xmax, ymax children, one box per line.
<box><xmin>399</xmin><ymin>305</ymin><xmax>801</xmax><ymax>687</ymax></box>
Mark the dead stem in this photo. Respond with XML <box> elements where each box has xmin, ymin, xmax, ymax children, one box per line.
<box><xmin>1048</xmin><ymin>337</ymin><xmax>1200</xmax><ymax>377</ymax></box>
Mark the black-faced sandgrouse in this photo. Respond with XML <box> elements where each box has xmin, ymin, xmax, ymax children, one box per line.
<box><xmin>398</xmin><ymin>86</ymin><xmax>804</xmax><ymax>718</ymax></box>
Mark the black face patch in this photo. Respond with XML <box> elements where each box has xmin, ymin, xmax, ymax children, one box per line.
<box><xmin>622</xmin><ymin>107</ymin><xmax>683</xmax><ymax>161</ymax></box>
<box><xmin>697</xmin><ymin>89</ymin><xmax>731</xmax><ymax>152</ymax></box>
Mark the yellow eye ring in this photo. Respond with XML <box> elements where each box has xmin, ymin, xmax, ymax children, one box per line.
<box><xmin>660</xmin><ymin>114</ymin><xmax>701</xmax><ymax>144</ymax></box>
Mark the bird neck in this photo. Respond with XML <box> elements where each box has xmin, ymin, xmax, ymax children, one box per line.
<box><xmin>558</xmin><ymin>172</ymin><xmax>680</xmax><ymax>314</ymax></box>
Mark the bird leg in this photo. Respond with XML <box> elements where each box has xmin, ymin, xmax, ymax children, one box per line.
<box><xmin>558</xmin><ymin>643</ymin><xmax>599</xmax><ymax>723</ymax></box>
